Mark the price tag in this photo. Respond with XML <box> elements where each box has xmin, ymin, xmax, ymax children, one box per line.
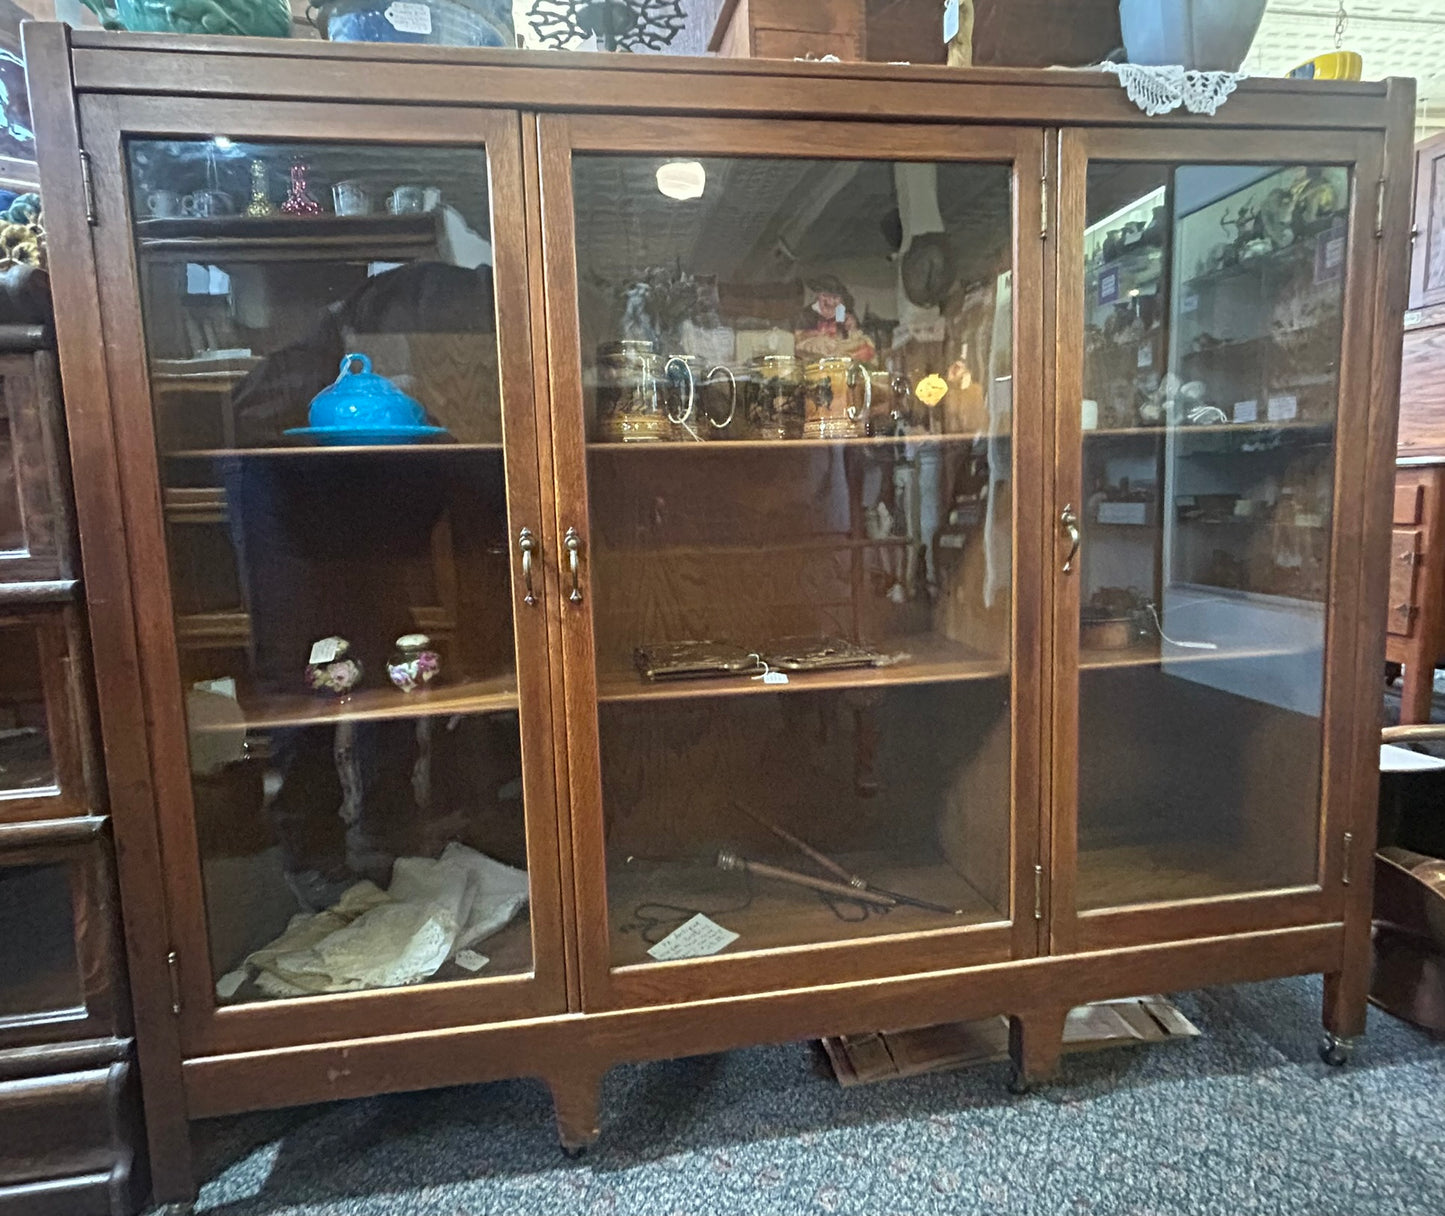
<box><xmin>308</xmin><ymin>637</ymin><xmax>341</xmax><ymax>665</ymax></box>
<box><xmin>385</xmin><ymin>1</ymin><xmax>432</xmax><ymax>33</ymax></box>
<box><xmin>761</xmin><ymin>670</ymin><xmax>789</xmax><ymax>685</ymax></box>
<box><xmin>1232</xmin><ymin>399</ymin><xmax>1258</xmax><ymax>423</ymax></box>
<box><xmin>943</xmin><ymin>0</ymin><xmax>960</xmax><ymax>41</ymax></box>
<box><xmin>1137</xmin><ymin>344</ymin><xmax>1153</xmax><ymax>369</ymax></box>
<box><xmin>454</xmin><ymin>949</ymin><xmax>489</xmax><ymax>973</ymax></box>
<box><xmin>647</xmin><ymin>913</ymin><xmax>739</xmax><ymax>961</ymax></box>
<box><xmin>1267</xmin><ymin>394</ymin><xmax>1298</xmax><ymax>422</ymax></box>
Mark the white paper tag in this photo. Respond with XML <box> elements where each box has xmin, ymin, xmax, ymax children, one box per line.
<box><xmin>761</xmin><ymin>670</ymin><xmax>789</xmax><ymax>685</ymax></box>
<box><xmin>215</xmin><ymin>969</ymin><xmax>247</xmax><ymax>999</ymax></box>
<box><xmin>308</xmin><ymin>637</ymin><xmax>341</xmax><ymax>665</ymax></box>
<box><xmin>454</xmin><ymin>949</ymin><xmax>489</xmax><ymax>973</ymax></box>
<box><xmin>943</xmin><ymin>0</ymin><xmax>959</xmax><ymax>41</ymax></box>
<box><xmin>647</xmin><ymin>913</ymin><xmax>739</xmax><ymax>961</ymax></box>
<box><xmin>1136</xmin><ymin>344</ymin><xmax>1153</xmax><ymax>368</ymax></box>
<box><xmin>1267</xmin><ymin>393</ymin><xmax>1298</xmax><ymax>422</ymax></box>
<box><xmin>385</xmin><ymin>1</ymin><xmax>432</xmax><ymax>33</ymax></box>
<box><xmin>1232</xmin><ymin>399</ymin><xmax>1258</xmax><ymax>424</ymax></box>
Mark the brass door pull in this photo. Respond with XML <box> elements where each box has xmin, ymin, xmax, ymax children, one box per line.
<box><xmin>564</xmin><ymin>526</ymin><xmax>583</xmax><ymax>604</ymax></box>
<box><xmin>518</xmin><ymin>527</ymin><xmax>538</xmax><ymax>606</ymax></box>
<box><xmin>1060</xmin><ymin>503</ymin><xmax>1081</xmax><ymax>573</ymax></box>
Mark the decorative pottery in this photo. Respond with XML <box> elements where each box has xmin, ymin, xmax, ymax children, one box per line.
<box><xmin>314</xmin><ymin>0</ymin><xmax>513</xmax><ymax>46</ymax></box>
<box><xmin>388</xmin><ymin>634</ymin><xmax>442</xmax><ymax>692</ymax></box>
<box><xmin>1117</xmin><ymin>0</ymin><xmax>1267</xmax><ymax>72</ymax></box>
<box><xmin>804</xmin><ymin>356</ymin><xmax>867</xmax><ymax>440</ymax></box>
<box><xmin>286</xmin><ymin>353</ymin><xmax>445</xmax><ymax>444</ymax></box>
<box><xmin>79</xmin><ymin>0</ymin><xmax>291</xmax><ymax>35</ymax></box>
<box><xmin>594</xmin><ymin>341</ymin><xmax>695</xmax><ymax>443</ymax></box>
<box><xmin>280</xmin><ymin>160</ymin><xmax>323</xmax><ymax>216</ymax></box>
<box><xmin>245</xmin><ymin>160</ymin><xmax>276</xmax><ymax>218</ymax></box>
<box><xmin>747</xmin><ymin>354</ymin><xmax>805</xmax><ymax>441</ymax></box>
<box><xmin>305</xmin><ymin>637</ymin><xmax>363</xmax><ymax>697</ymax></box>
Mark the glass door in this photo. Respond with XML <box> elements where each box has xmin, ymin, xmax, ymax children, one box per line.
<box><xmin>540</xmin><ymin>116</ymin><xmax>1045</xmax><ymax>1009</ymax></box>
<box><xmin>1050</xmin><ymin>129</ymin><xmax>1383</xmax><ymax>952</ymax></box>
<box><xmin>80</xmin><ymin>97</ymin><xmax>565</xmax><ymax>1052</ymax></box>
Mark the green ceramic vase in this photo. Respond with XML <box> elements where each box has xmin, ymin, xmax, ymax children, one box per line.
<box><xmin>80</xmin><ymin>0</ymin><xmax>292</xmax><ymax>37</ymax></box>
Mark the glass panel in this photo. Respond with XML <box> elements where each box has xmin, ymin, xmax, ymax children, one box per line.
<box><xmin>573</xmin><ymin>154</ymin><xmax>1016</xmax><ymax>964</ymax></box>
<box><xmin>0</xmin><ymin>624</ymin><xmax>55</xmax><ymax>798</ymax></box>
<box><xmin>1077</xmin><ymin>162</ymin><xmax>1347</xmax><ymax>910</ymax></box>
<box><xmin>0</xmin><ymin>863</ymin><xmax>82</xmax><ymax>1023</ymax></box>
<box><xmin>127</xmin><ymin>138</ymin><xmax>532</xmax><ymax>1002</ymax></box>
<box><xmin>0</xmin><ymin>396</ymin><xmax>23</xmax><ymax>553</ymax></box>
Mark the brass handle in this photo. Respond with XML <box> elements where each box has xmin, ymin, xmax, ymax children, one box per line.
<box><xmin>564</xmin><ymin>526</ymin><xmax>583</xmax><ymax>604</ymax></box>
<box><xmin>518</xmin><ymin>527</ymin><xmax>538</xmax><ymax>606</ymax></box>
<box><xmin>1061</xmin><ymin>504</ymin><xmax>1081</xmax><ymax>573</ymax></box>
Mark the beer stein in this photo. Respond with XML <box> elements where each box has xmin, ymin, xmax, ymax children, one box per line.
<box><xmin>664</xmin><ymin>355</ymin><xmax>735</xmax><ymax>441</ymax></box>
<box><xmin>804</xmin><ymin>356</ymin><xmax>869</xmax><ymax>440</ymax></box>
<box><xmin>594</xmin><ymin>340</ymin><xmax>696</xmax><ymax>443</ymax></box>
<box><xmin>747</xmin><ymin>354</ymin><xmax>806</xmax><ymax>441</ymax></box>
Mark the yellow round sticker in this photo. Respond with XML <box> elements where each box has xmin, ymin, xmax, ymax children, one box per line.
<box><xmin>915</xmin><ymin>374</ymin><xmax>948</xmax><ymax>407</ymax></box>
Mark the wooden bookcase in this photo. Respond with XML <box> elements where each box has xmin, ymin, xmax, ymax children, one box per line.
<box><xmin>25</xmin><ymin>26</ymin><xmax>1413</xmax><ymax>1204</ymax></box>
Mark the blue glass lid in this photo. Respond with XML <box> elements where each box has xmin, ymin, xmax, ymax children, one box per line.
<box><xmin>306</xmin><ymin>353</ymin><xmax>427</xmax><ymax>431</ymax></box>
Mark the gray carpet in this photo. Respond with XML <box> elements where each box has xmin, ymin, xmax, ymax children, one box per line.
<box><xmin>173</xmin><ymin>976</ymin><xmax>1445</xmax><ymax>1216</ymax></box>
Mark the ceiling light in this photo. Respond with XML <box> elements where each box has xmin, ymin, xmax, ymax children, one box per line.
<box><xmin>213</xmin><ymin>135</ymin><xmax>234</xmax><ymax>150</ymax></box>
<box><xmin>656</xmin><ymin>160</ymin><xmax>705</xmax><ymax>201</ymax></box>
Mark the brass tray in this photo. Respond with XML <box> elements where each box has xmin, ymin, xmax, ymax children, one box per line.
<box><xmin>633</xmin><ymin>641</ymin><xmax>758</xmax><ymax>682</ymax></box>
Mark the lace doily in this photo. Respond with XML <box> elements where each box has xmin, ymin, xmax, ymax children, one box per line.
<box><xmin>1098</xmin><ymin>62</ymin><xmax>1247</xmax><ymax>117</ymax></box>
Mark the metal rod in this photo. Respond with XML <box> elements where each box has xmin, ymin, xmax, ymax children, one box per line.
<box><xmin>716</xmin><ymin>851</ymin><xmax>896</xmax><ymax>908</ymax></box>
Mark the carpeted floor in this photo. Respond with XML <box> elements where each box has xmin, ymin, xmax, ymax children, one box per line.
<box><xmin>173</xmin><ymin>975</ymin><xmax>1445</xmax><ymax>1216</ymax></box>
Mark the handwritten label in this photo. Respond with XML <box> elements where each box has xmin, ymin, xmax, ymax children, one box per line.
<box><xmin>308</xmin><ymin>637</ymin><xmax>341</xmax><ymax>665</ymax></box>
<box><xmin>385</xmin><ymin>1</ymin><xmax>432</xmax><ymax>33</ymax></box>
<box><xmin>454</xmin><ymin>949</ymin><xmax>489</xmax><ymax>973</ymax></box>
<box><xmin>1232</xmin><ymin>399</ymin><xmax>1258</xmax><ymax>424</ymax></box>
<box><xmin>1267</xmin><ymin>393</ymin><xmax>1298</xmax><ymax>422</ymax></box>
<box><xmin>647</xmin><ymin>913</ymin><xmax>739</xmax><ymax>962</ymax></box>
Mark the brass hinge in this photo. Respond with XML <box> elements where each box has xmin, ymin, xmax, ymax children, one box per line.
<box><xmin>1342</xmin><ymin>831</ymin><xmax>1354</xmax><ymax>886</ymax></box>
<box><xmin>1033</xmin><ymin>863</ymin><xmax>1043</xmax><ymax>920</ymax></box>
<box><xmin>1040</xmin><ymin>142</ymin><xmax>1049</xmax><ymax>241</ymax></box>
<box><xmin>79</xmin><ymin>150</ymin><xmax>97</xmax><ymax>226</ymax></box>
<box><xmin>166</xmin><ymin>949</ymin><xmax>182</xmax><ymax>1015</ymax></box>
<box><xmin>1375</xmin><ymin>177</ymin><xmax>1386</xmax><ymax>239</ymax></box>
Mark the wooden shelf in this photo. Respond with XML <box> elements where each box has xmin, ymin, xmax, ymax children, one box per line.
<box><xmin>597</xmin><ymin>634</ymin><xmax>1006</xmax><ymax>704</ymax></box>
<box><xmin>588</xmin><ymin>431</ymin><xmax>994</xmax><ymax>453</ymax></box>
<box><xmin>1077</xmin><ymin>841</ymin><xmax>1306</xmax><ymax>912</ymax></box>
<box><xmin>1084</xmin><ymin>420</ymin><xmax>1332</xmax><ymax>440</ymax></box>
<box><xmin>608</xmin><ymin>851</ymin><xmax>1003</xmax><ymax>967</ymax></box>
<box><xmin>165</xmin><ymin>442</ymin><xmax>502</xmax><ymax>459</ymax></box>
<box><xmin>192</xmin><ymin>674</ymin><xmax>518</xmax><ymax>733</ymax></box>
<box><xmin>1080</xmin><ymin>639</ymin><xmax>1314</xmax><ymax>671</ymax></box>
<box><xmin>135</xmin><ymin>213</ymin><xmax>440</xmax><ymax>262</ymax></box>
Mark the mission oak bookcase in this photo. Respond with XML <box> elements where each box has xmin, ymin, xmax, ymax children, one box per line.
<box><xmin>24</xmin><ymin>23</ymin><xmax>1413</xmax><ymax>1204</ymax></box>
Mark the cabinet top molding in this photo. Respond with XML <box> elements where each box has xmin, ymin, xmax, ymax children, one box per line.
<box><xmin>36</xmin><ymin>24</ymin><xmax>1408</xmax><ymax>131</ymax></box>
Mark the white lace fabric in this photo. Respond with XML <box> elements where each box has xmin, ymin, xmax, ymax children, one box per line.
<box><xmin>1098</xmin><ymin>62</ymin><xmax>1247</xmax><ymax>117</ymax></box>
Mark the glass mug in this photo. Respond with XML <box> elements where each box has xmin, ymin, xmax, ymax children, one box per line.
<box><xmin>804</xmin><ymin>356</ymin><xmax>869</xmax><ymax>440</ymax></box>
<box><xmin>867</xmin><ymin>371</ymin><xmax>914</xmax><ymax>437</ymax></box>
<box><xmin>747</xmin><ymin>354</ymin><xmax>806</xmax><ymax>441</ymax></box>
<box><xmin>666</xmin><ymin>354</ymin><xmax>737</xmax><ymax>441</ymax></box>
<box><xmin>595</xmin><ymin>340</ymin><xmax>696</xmax><ymax>443</ymax></box>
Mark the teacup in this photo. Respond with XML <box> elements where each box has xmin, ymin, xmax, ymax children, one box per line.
<box><xmin>146</xmin><ymin>189</ymin><xmax>182</xmax><ymax>218</ymax></box>
<box><xmin>388</xmin><ymin>184</ymin><xmax>426</xmax><ymax>214</ymax></box>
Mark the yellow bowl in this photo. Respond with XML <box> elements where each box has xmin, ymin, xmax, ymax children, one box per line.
<box><xmin>1288</xmin><ymin>50</ymin><xmax>1363</xmax><ymax>81</ymax></box>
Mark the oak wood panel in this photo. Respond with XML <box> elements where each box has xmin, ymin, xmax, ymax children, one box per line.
<box><xmin>1326</xmin><ymin>76</ymin><xmax>1416</xmax><ymax>1041</ymax></box>
<box><xmin>1409</xmin><ymin>131</ymin><xmax>1445</xmax><ymax>311</ymax></box>
<box><xmin>60</xmin><ymin>38</ymin><xmax>1396</xmax><ymax>133</ymax></box>
<box><xmin>1396</xmin><ymin>316</ymin><xmax>1445</xmax><ymax>457</ymax></box>
<box><xmin>1387</xmin><ymin>528</ymin><xmax>1422</xmax><ymax>636</ymax></box>
<box><xmin>181</xmin><ymin>922</ymin><xmax>1343</xmax><ymax>1118</ymax></box>
<box><xmin>21</xmin><ymin>21</ymin><xmax>195</xmax><ymax>1199</ymax></box>
<box><xmin>1395</xmin><ymin>479</ymin><xmax>1425</xmax><ymax>525</ymax></box>
<box><xmin>1385</xmin><ymin>465</ymin><xmax>1445</xmax><ymax>723</ymax></box>
<box><xmin>0</xmin><ymin>349</ymin><xmax>76</xmax><ymax>584</ymax></box>
<box><xmin>75</xmin><ymin>92</ymin><xmax>569</xmax><ymax>1060</ymax></box>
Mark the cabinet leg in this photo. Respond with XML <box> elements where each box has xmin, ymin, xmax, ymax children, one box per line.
<box><xmin>547</xmin><ymin>1067</ymin><xmax>606</xmax><ymax>1156</ymax></box>
<box><xmin>1007</xmin><ymin>1006</ymin><xmax>1070</xmax><ymax>1094</ymax></box>
<box><xmin>1321</xmin><ymin>966</ymin><xmax>1368</xmax><ymax>1067</ymax></box>
<box><xmin>1399</xmin><ymin>659</ymin><xmax>1436</xmax><ymax>726</ymax></box>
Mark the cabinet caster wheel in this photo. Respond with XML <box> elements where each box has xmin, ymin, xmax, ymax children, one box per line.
<box><xmin>1319</xmin><ymin>1032</ymin><xmax>1356</xmax><ymax>1067</ymax></box>
<box><xmin>562</xmin><ymin>1143</ymin><xmax>589</xmax><ymax>1160</ymax></box>
<box><xmin>1006</xmin><ymin>1067</ymin><xmax>1032</xmax><ymax>1096</ymax></box>
<box><xmin>157</xmin><ymin>1204</ymin><xmax>196</xmax><ymax>1215</ymax></box>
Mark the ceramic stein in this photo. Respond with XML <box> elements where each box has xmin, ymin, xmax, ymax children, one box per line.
<box><xmin>594</xmin><ymin>341</ymin><xmax>695</xmax><ymax>443</ymax></box>
<box><xmin>747</xmin><ymin>354</ymin><xmax>806</xmax><ymax>441</ymax></box>
<box><xmin>332</xmin><ymin>179</ymin><xmax>372</xmax><ymax>216</ymax></box>
<box><xmin>866</xmin><ymin>371</ymin><xmax>914</xmax><ymax>437</ymax></box>
<box><xmin>305</xmin><ymin>636</ymin><xmax>362</xmax><ymax>698</ymax></box>
<box><xmin>804</xmin><ymin>356</ymin><xmax>869</xmax><ymax>440</ymax></box>
<box><xmin>387</xmin><ymin>634</ymin><xmax>441</xmax><ymax>692</ymax></box>
<box><xmin>665</xmin><ymin>355</ymin><xmax>735</xmax><ymax>441</ymax></box>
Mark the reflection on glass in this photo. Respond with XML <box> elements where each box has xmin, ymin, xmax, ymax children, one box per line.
<box><xmin>1078</xmin><ymin>163</ymin><xmax>1346</xmax><ymax>910</ymax></box>
<box><xmin>572</xmin><ymin>155</ymin><xmax>1016</xmax><ymax>962</ymax></box>
<box><xmin>127</xmin><ymin>139</ymin><xmax>531</xmax><ymax>1002</ymax></box>
<box><xmin>0</xmin><ymin>863</ymin><xmax>81</xmax><ymax>1021</ymax></box>
<box><xmin>0</xmin><ymin>624</ymin><xmax>54</xmax><ymax>798</ymax></box>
